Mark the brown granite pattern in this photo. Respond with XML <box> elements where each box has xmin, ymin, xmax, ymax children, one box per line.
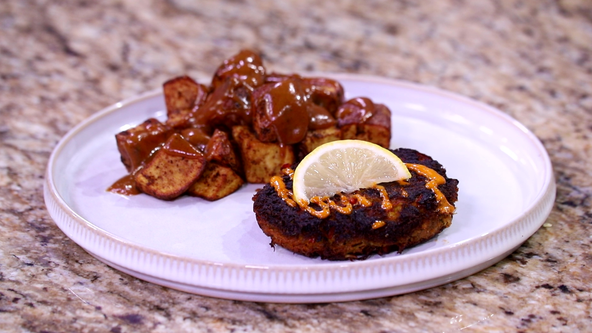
<box><xmin>1</xmin><ymin>0</ymin><xmax>591</xmax><ymax>331</ymax></box>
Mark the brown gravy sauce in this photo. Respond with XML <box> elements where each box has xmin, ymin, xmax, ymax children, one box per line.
<box><xmin>270</xmin><ymin>175</ymin><xmax>297</xmax><ymax>208</ymax></box>
<box><xmin>107</xmin><ymin>174</ymin><xmax>140</xmax><ymax>195</ymax></box>
<box><xmin>255</xmin><ymin>78</ymin><xmax>310</xmax><ymax>145</ymax></box>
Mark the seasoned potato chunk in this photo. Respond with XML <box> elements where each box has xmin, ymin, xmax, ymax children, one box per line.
<box><xmin>297</xmin><ymin>126</ymin><xmax>342</xmax><ymax>157</ymax></box>
<box><xmin>232</xmin><ymin>125</ymin><xmax>295</xmax><ymax>183</ymax></box>
<box><xmin>302</xmin><ymin>77</ymin><xmax>344</xmax><ymax>115</ymax></box>
<box><xmin>163</xmin><ymin>76</ymin><xmax>209</xmax><ymax>129</ymax></box>
<box><xmin>337</xmin><ymin>98</ymin><xmax>391</xmax><ymax>148</ymax></box>
<box><xmin>205</xmin><ymin>129</ymin><xmax>242</xmax><ymax>174</ymax></box>
<box><xmin>135</xmin><ymin>133</ymin><xmax>206</xmax><ymax>200</ymax></box>
<box><xmin>115</xmin><ymin>118</ymin><xmax>172</xmax><ymax>173</ymax></box>
<box><xmin>186</xmin><ymin>163</ymin><xmax>244</xmax><ymax>201</ymax></box>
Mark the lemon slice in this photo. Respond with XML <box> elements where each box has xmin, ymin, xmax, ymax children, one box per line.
<box><xmin>292</xmin><ymin>140</ymin><xmax>412</xmax><ymax>203</ymax></box>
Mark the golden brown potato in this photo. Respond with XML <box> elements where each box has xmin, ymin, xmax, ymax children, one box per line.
<box><xmin>337</xmin><ymin>98</ymin><xmax>391</xmax><ymax>148</ymax></box>
<box><xmin>297</xmin><ymin>126</ymin><xmax>342</xmax><ymax>157</ymax></box>
<box><xmin>302</xmin><ymin>77</ymin><xmax>344</xmax><ymax>115</ymax></box>
<box><xmin>232</xmin><ymin>125</ymin><xmax>295</xmax><ymax>183</ymax></box>
<box><xmin>115</xmin><ymin>118</ymin><xmax>172</xmax><ymax>173</ymax></box>
<box><xmin>135</xmin><ymin>133</ymin><xmax>207</xmax><ymax>200</ymax></box>
<box><xmin>205</xmin><ymin>129</ymin><xmax>242</xmax><ymax>174</ymax></box>
<box><xmin>186</xmin><ymin>163</ymin><xmax>244</xmax><ymax>201</ymax></box>
<box><xmin>163</xmin><ymin>76</ymin><xmax>209</xmax><ymax>129</ymax></box>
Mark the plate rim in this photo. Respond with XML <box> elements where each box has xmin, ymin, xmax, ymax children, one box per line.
<box><xmin>44</xmin><ymin>73</ymin><xmax>556</xmax><ymax>302</ymax></box>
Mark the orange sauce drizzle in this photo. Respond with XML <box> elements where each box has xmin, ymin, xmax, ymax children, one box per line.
<box><xmin>299</xmin><ymin>191</ymin><xmax>379</xmax><ymax>219</ymax></box>
<box><xmin>281</xmin><ymin>167</ymin><xmax>294</xmax><ymax>177</ymax></box>
<box><xmin>371</xmin><ymin>220</ymin><xmax>386</xmax><ymax>229</ymax></box>
<box><xmin>271</xmin><ymin>163</ymin><xmax>454</xmax><ymax>218</ymax></box>
<box><xmin>329</xmin><ymin>194</ymin><xmax>353</xmax><ymax>215</ymax></box>
<box><xmin>270</xmin><ymin>175</ymin><xmax>297</xmax><ymax>207</ymax></box>
<box><xmin>350</xmin><ymin>194</ymin><xmax>372</xmax><ymax>207</ymax></box>
<box><xmin>374</xmin><ymin>185</ymin><xmax>392</xmax><ymax>211</ymax></box>
<box><xmin>306</xmin><ymin>196</ymin><xmax>332</xmax><ymax>218</ymax></box>
<box><xmin>405</xmin><ymin>163</ymin><xmax>455</xmax><ymax>214</ymax></box>
<box><xmin>270</xmin><ymin>175</ymin><xmax>377</xmax><ymax>219</ymax></box>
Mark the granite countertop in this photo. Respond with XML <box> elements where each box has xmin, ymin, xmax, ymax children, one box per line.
<box><xmin>1</xmin><ymin>0</ymin><xmax>591</xmax><ymax>331</ymax></box>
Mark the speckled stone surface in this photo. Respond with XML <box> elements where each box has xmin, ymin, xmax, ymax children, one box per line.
<box><xmin>1</xmin><ymin>0</ymin><xmax>591</xmax><ymax>332</ymax></box>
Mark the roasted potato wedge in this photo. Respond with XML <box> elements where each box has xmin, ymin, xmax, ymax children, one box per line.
<box><xmin>302</xmin><ymin>77</ymin><xmax>344</xmax><ymax>115</ymax></box>
<box><xmin>116</xmin><ymin>118</ymin><xmax>172</xmax><ymax>173</ymax></box>
<box><xmin>135</xmin><ymin>133</ymin><xmax>207</xmax><ymax>200</ymax></box>
<box><xmin>205</xmin><ymin>129</ymin><xmax>242</xmax><ymax>174</ymax></box>
<box><xmin>232</xmin><ymin>125</ymin><xmax>295</xmax><ymax>183</ymax></box>
<box><xmin>297</xmin><ymin>126</ymin><xmax>342</xmax><ymax>157</ymax></box>
<box><xmin>340</xmin><ymin>123</ymin><xmax>390</xmax><ymax>148</ymax></box>
<box><xmin>337</xmin><ymin>98</ymin><xmax>391</xmax><ymax>148</ymax></box>
<box><xmin>186</xmin><ymin>163</ymin><xmax>244</xmax><ymax>201</ymax></box>
<box><xmin>163</xmin><ymin>75</ymin><xmax>209</xmax><ymax>129</ymax></box>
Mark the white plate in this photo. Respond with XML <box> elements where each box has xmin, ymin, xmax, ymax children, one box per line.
<box><xmin>44</xmin><ymin>74</ymin><xmax>555</xmax><ymax>303</ymax></box>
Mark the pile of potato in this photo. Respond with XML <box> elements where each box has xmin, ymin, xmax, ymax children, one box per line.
<box><xmin>111</xmin><ymin>49</ymin><xmax>391</xmax><ymax>201</ymax></box>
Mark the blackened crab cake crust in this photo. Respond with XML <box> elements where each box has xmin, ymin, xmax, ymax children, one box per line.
<box><xmin>252</xmin><ymin>148</ymin><xmax>459</xmax><ymax>260</ymax></box>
